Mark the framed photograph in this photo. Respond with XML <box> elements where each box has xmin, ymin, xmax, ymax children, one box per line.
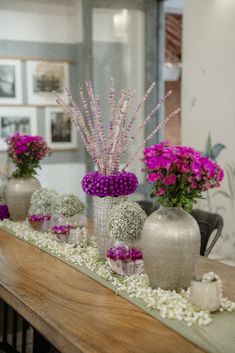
<box><xmin>0</xmin><ymin>59</ymin><xmax>22</xmax><ymax>105</ymax></box>
<box><xmin>0</xmin><ymin>107</ymin><xmax>37</xmax><ymax>150</ymax></box>
<box><xmin>45</xmin><ymin>107</ymin><xmax>77</xmax><ymax>149</ymax></box>
<box><xmin>26</xmin><ymin>61</ymin><xmax>69</xmax><ymax>105</ymax></box>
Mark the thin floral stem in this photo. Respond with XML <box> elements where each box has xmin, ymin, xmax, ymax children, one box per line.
<box><xmin>122</xmin><ymin>108</ymin><xmax>181</xmax><ymax>171</ymax></box>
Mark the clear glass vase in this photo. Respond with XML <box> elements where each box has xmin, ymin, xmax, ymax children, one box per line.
<box><xmin>28</xmin><ymin>205</ymin><xmax>52</xmax><ymax>232</ymax></box>
<box><xmin>93</xmin><ymin>196</ymin><xmax>127</xmax><ymax>258</ymax></box>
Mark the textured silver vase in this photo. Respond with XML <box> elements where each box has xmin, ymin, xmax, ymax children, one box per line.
<box><xmin>142</xmin><ymin>207</ymin><xmax>200</xmax><ymax>290</ymax></box>
<box><xmin>6</xmin><ymin>177</ymin><xmax>41</xmax><ymax>222</ymax></box>
<box><xmin>93</xmin><ymin>196</ymin><xmax>127</xmax><ymax>258</ymax></box>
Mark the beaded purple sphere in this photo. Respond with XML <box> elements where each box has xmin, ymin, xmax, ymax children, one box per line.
<box><xmin>81</xmin><ymin>171</ymin><xmax>138</xmax><ymax>197</ymax></box>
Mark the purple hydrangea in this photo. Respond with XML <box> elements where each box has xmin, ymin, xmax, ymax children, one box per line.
<box><xmin>0</xmin><ymin>204</ymin><xmax>10</xmax><ymax>220</ymax></box>
<box><xmin>81</xmin><ymin>171</ymin><xmax>138</xmax><ymax>197</ymax></box>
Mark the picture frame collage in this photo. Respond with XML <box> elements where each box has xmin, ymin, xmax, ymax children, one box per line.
<box><xmin>0</xmin><ymin>58</ymin><xmax>77</xmax><ymax>151</ymax></box>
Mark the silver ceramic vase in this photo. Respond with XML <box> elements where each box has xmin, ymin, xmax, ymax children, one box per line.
<box><xmin>6</xmin><ymin>177</ymin><xmax>41</xmax><ymax>222</ymax></box>
<box><xmin>93</xmin><ymin>196</ymin><xmax>127</xmax><ymax>258</ymax></box>
<box><xmin>142</xmin><ymin>207</ymin><xmax>200</xmax><ymax>290</ymax></box>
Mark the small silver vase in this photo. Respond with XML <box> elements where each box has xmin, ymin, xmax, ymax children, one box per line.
<box><xmin>93</xmin><ymin>196</ymin><xmax>127</xmax><ymax>258</ymax></box>
<box><xmin>6</xmin><ymin>177</ymin><xmax>41</xmax><ymax>222</ymax></box>
<box><xmin>142</xmin><ymin>207</ymin><xmax>200</xmax><ymax>290</ymax></box>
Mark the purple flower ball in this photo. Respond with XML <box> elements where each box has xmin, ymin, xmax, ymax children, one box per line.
<box><xmin>81</xmin><ymin>171</ymin><xmax>138</xmax><ymax>197</ymax></box>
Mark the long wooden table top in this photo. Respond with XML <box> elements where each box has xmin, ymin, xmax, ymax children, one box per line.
<box><xmin>0</xmin><ymin>224</ymin><xmax>234</xmax><ymax>353</ymax></box>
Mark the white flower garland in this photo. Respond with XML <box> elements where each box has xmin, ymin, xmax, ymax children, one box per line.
<box><xmin>1</xmin><ymin>219</ymin><xmax>235</xmax><ymax>327</ymax></box>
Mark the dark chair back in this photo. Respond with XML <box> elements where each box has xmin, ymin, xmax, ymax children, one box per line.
<box><xmin>191</xmin><ymin>209</ymin><xmax>224</xmax><ymax>256</ymax></box>
<box><xmin>136</xmin><ymin>200</ymin><xmax>160</xmax><ymax>216</ymax></box>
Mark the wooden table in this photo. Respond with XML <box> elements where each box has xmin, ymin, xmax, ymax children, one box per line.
<box><xmin>0</xmin><ymin>225</ymin><xmax>234</xmax><ymax>353</ymax></box>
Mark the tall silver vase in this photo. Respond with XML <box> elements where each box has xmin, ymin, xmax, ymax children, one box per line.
<box><xmin>142</xmin><ymin>207</ymin><xmax>200</xmax><ymax>290</ymax></box>
<box><xmin>93</xmin><ymin>196</ymin><xmax>127</xmax><ymax>258</ymax></box>
<box><xmin>6</xmin><ymin>177</ymin><xmax>41</xmax><ymax>222</ymax></box>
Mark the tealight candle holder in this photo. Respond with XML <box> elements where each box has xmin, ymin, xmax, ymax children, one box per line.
<box><xmin>51</xmin><ymin>224</ymin><xmax>71</xmax><ymax>243</ymax></box>
<box><xmin>190</xmin><ymin>278</ymin><xmax>221</xmax><ymax>312</ymax></box>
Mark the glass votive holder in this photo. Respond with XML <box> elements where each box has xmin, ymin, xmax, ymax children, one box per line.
<box><xmin>69</xmin><ymin>226</ymin><xmax>88</xmax><ymax>246</ymax></box>
<box><xmin>107</xmin><ymin>246</ymin><xmax>144</xmax><ymax>276</ymax></box>
<box><xmin>51</xmin><ymin>224</ymin><xmax>71</xmax><ymax>243</ymax></box>
<box><xmin>28</xmin><ymin>214</ymin><xmax>52</xmax><ymax>232</ymax></box>
<box><xmin>56</xmin><ymin>213</ymin><xmax>87</xmax><ymax>228</ymax></box>
<box><xmin>190</xmin><ymin>278</ymin><xmax>221</xmax><ymax>312</ymax></box>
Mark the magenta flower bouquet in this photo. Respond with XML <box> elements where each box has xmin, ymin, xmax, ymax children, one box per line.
<box><xmin>143</xmin><ymin>141</ymin><xmax>224</xmax><ymax>212</ymax></box>
<box><xmin>5</xmin><ymin>133</ymin><xmax>51</xmax><ymax>178</ymax></box>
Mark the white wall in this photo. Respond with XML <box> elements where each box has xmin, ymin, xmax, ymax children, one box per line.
<box><xmin>0</xmin><ymin>0</ymin><xmax>83</xmax><ymax>43</ymax></box>
<box><xmin>37</xmin><ymin>163</ymin><xmax>86</xmax><ymax>203</ymax></box>
<box><xmin>182</xmin><ymin>0</ymin><xmax>235</xmax><ymax>262</ymax></box>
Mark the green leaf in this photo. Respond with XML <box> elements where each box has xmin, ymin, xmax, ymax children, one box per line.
<box><xmin>210</xmin><ymin>144</ymin><xmax>225</xmax><ymax>161</ymax></box>
<box><xmin>204</xmin><ymin>132</ymin><xmax>212</xmax><ymax>157</ymax></box>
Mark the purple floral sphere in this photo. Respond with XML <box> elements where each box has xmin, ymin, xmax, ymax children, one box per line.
<box><xmin>81</xmin><ymin>171</ymin><xmax>138</xmax><ymax>197</ymax></box>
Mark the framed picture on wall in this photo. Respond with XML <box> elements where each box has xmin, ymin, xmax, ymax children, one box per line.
<box><xmin>26</xmin><ymin>61</ymin><xmax>69</xmax><ymax>105</ymax></box>
<box><xmin>45</xmin><ymin>107</ymin><xmax>77</xmax><ymax>149</ymax></box>
<box><xmin>0</xmin><ymin>59</ymin><xmax>23</xmax><ymax>105</ymax></box>
<box><xmin>0</xmin><ymin>107</ymin><xmax>37</xmax><ymax>150</ymax></box>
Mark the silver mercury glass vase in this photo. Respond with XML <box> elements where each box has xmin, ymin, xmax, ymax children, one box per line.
<box><xmin>142</xmin><ymin>207</ymin><xmax>200</xmax><ymax>290</ymax></box>
<box><xmin>93</xmin><ymin>196</ymin><xmax>127</xmax><ymax>258</ymax></box>
<box><xmin>6</xmin><ymin>176</ymin><xmax>41</xmax><ymax>222</ymax></box>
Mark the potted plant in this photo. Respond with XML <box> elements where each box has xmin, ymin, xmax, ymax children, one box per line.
<box><xmin>5</xmin><ymin>133</ymin><xmax>51</xmax><ymax>221</ymax></box>
<box><xmin>28</xmin><ymin>188</ymin><xmax>59</xmax><ymax>232</ymax></box>
<box><xmin>141</xmin><ymin>141</ymin><xmax>224</xmax><ymax>290</ymax></box>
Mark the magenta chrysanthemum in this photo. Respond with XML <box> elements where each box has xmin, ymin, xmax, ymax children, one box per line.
<box><xmin>81</xmin><ymin>171</ymin><xmax>138</xmax><ymax>197</ymax></box>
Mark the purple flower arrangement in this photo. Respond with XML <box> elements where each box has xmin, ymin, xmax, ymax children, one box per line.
<box><xmin>0</xmin><ymin>204</ymin><xmax>10</xmax><ymax>220</ymax></box>
<box><xmin>107</xmin><ymin>246</ymin><xmax>144</xmax><ymax>276</ymax></box>
<box><xmin>28</xmin><ymin>214</ymin><xmax>52</xmax><ymax>232</ymax></box>
<box><xmin>82</xmin><ymin>171</ymin><xmax>138</xmax><ymax>197</ymax></box>
<box><xmin>107</xmin><ymin>246</ymin><xmax>143</xmax><ymax>261</ymax></box>
<box><xmin>143</xmin><ymin>141</ymin><xmax>224</xmax><ymax>211</ymax></box>
<box><xmin>51</xmin><ymin>225</ymin><xmax>70</xmax><ymax>235</ymax></box>
<box><xmin>28</xmin><ymin>214</ymin><xmax>52</xmax><ymax>223</ymax></box>
<box><xmin>5</xmin><ymin>132</ymin><xmax>51</xmax><ymax>178</ymax></box>
<box><xmin>56</xmin><ymin>80</ymin><xmax>180</xmax><ymax>197</ymax></box>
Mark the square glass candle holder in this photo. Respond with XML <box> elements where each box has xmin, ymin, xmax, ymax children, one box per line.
<box><xmin>190</xmin><ymin>278</ymin><xmax>221</xmax><ymax>312</ymax></box>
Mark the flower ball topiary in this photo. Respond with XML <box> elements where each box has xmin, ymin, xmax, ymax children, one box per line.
<box><xmin>55</xmin><ymin>194</ymin><xmax>85</xmax><ymax>217</ymax></box>
<box><xmin>109</xmin><ymin>201</ymin><xmax>147</xmax><ymax>245</ymax></box>
<box><xmin>30</xmin><ymin>188</ymin><xmax>59</xmax><ymax>214</ymax></box>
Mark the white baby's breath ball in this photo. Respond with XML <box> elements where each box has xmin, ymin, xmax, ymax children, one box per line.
<box><xmin>109</xmin><ymin>201</ymin><xmax>147</xmax><ymax>244</ymax></box>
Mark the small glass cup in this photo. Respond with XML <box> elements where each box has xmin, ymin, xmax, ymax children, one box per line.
<box><xmin>190</xmin><ymin>278</ymin><xmax>221</xmax><ymax>312</ymax></box>
<box><xmin>51</xmin><ymin>224</ymin><xmax>71</xmax><ymax>243</ymax></box>
<box><xmin>107</xmin><ymin>244</ymin><xmax>144</xmax><ymax>276</ymax></box>
<box><xmin>28</xmin><ymin>205</ymin><xmax>52</xmax><ymax>232</ymax></box>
